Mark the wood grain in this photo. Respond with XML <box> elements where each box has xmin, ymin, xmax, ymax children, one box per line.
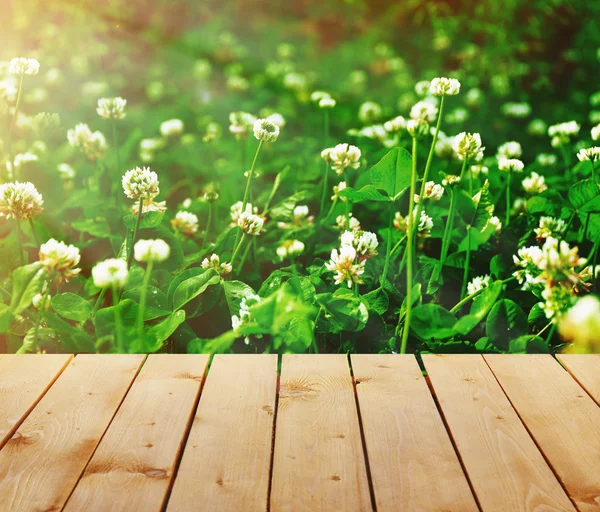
<box><xmin>351</xmin><ymin>354</ymin><xmax>478</xmax><ymax>511</ymax></box>
<box><xmin>0</xmin><ymin>354</ymin><xmax>144</xmax><ymax>512</ymax></box>
<box><xmin>0</xmin><ymin>354</ymin><xmax>72</xmax><ymax>449</ymax></box>
<box><xmin>167</xmin><ymin>354</ymin><xmax>277</xmax><ymax>512</ymax></box>
<box><xmin>65</xmin><ymin>354</ymin><xmax>209</xmax><ymax>512</ymax></box>
<box><xmin>557</xmin><ymin>354</ymin><xmax>600</xmax><ymax>405</ymax></box>
<box><xmin>270</xmin><ymin>354</ymin><xmax>372</xmax><ymax>512</ymax></box>
<box><xmin>485</xmin><ymin>354</ymin><xmax>600</xmax><ymax>512</ymax></box>
<box><xmin>423</xmin><ymin>354</ymin><xmax>574</xmax><ymax>512</ymax></box>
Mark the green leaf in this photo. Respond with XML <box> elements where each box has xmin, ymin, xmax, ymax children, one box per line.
<box><xmin>72</xmin><ymin>218</ymin><xmax>112</xmax><ymax>237</ymax></box>
<box><xmin>223</xmin><ymin>280</ymin><xmax>256</xmax><ymax>316</ymax></box>
<box><xmin>269</xmin><ymin>191</ymin><xmax>313</xmax><ymax>220</ymax></box>
<box><xmin>369</xmin><ymin>147</ymin><xmax>412</xmax><ymax>199</ymax></box>
<box><xmin>276</xmin><ymin>317</ymin><xmax>314</xmax><ymax>352</ymax></box>
<box><xmin>454</xmin><ymin>280</ymin><xmax>503</xmax><ymax>335</ymax></box>
<box><xmin>363</xmin><ymin>287</ymin><xmax>389</xmax><ymax>315</ymax></box>
<box><xmin>486</xmin><ymin>299</ymin><xmax>528</xmax><ymax>351</ymax></box>
<box><xmin>569</xmin><ymin>179</ymin><xmax>600</xmax><ymax>213</ymax></box>
<box><xmin>339</xmin><ymin>185</ymin><xmax>390</xmax><ymax>203</ymax></box>
<box><xmin>44</xmin><ymin>312</ymin><xmax>95</xmax><ymax>352</ymax></box>
<box><xmin>411</xmin><ymin>304</ymin><xmax>457</xmax><ymax>340</ymax></box>
<box><xmin>51</xmin><ymin>293</ymin><xmax>92</xmax><ymax>323</ymax></box>
<box><xmin>316</xmin><ymin>288</ymin><xmax>369</xmax><ymax>333</ymax></box>
<box><xmin>509</xmin><ymin>335</ymin><xmax>549</xmax><ymax>354</ymax></box>
<box><xmin>10</xmin><ymin>262</ymin><xmax>47</xmax><ymax>315</ymax></box>
<box><xmin>122</xmin><ymin>286</ymin><xmax>171</xmax><ymax>320</ymax></box>
<box><xmin>252</xmin><ymin>283</ymin><xmax>316</xmax><ymax>334</ymax></box>
<box><xmin>172</xmin><ymin>269</ymin><xmax>220</xmax><ymax>311</ymax></box>
<box><xmin>123</xmin><ymin>211</ymin><xmax>165</xmax><ymax>229</ymax></box>
<box><xmin>145</xmin><ymin>310</ymin><xmax>186</xmax><ymax>351</ymax></box>
<box><xmin>0</xmin><ymin>304</ymin><xmax>12</xmax><ymax>333</ymax></box>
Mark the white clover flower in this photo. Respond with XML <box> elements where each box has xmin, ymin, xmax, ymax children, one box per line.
<box><xmin>501</xmin><ymin>102</ymin><xmax>531</xmax><ymax>118</ymax></box>
<box><xmin>467</xmin><ymin>274</ymin><xmax>491</xmax><ymax>295</ymax></box>
<box><xmin>92</xmin><ymin>258</ymin><xmax>129</xmax><ymax>288</ymax></box>
<box><xmin>559</xmin><ymin>295</ymin><xmax>600</xmax><ymax>351</ymax></box>
<box><xmin>434</xmin><ymin>132</ymin><xmax>455</xmax><ymax>159</ymax></box>
<box><xmin>592</xmin><ymin>124</ymin><xmax>600</xmax><ymax>141</ymax></box>
<box><xmin>415</xmin><ymin>181</ymin><xmax>444</xmax><ymax>203</ymax></box>
<box><xmin>541</xmin><ymin>284</ymin><xmax>575</xmax><ymax>320</ymax></box>
<box><xmin>522</xmin><ymin>172</ymin><xmax>547</xmax><ymax>194</ymax></box>
<box><xmin>67</xmin><ymin>123</ymin><xmax>93</xmax><ymax>148</ymax></box>
<box><xmin>311</xmin><ymin>91</ymin><xmax>331</xmax><ymax>103</ymax></box>
<box><xmin>283</xmin><ymin>72</ymin><xmax>308</xmax><ymax>92</ymax></box>
<box><xmin>319</xmin><ymin>97</ymin><xmax>336</xmax><ymax>109</ymax></box>
<box><xmin>134</xmin><ymin>239</ymin><xmax>170</xmax><ymax>263</ymax></box>
<box><xmin>84</xmin><ymin>131</ymin><xmax>107</xmax><ymax>161</ymax></box>
<box><xmin>160</xmin><ymin>119</ymin><xmax>184</xmax><ymax>137</ymax></box>
<box><xmin>122</xmin><ymin>167</ymin><xmax>159</xmax><ymax>199</ymax></box>
<box><xmin>548</xmin><ymin>121</ymin><xmax>580</xmax><ymax>147</ymax></box>
<box><xmin>453</xmin><ymin>132</ymin><xmax>484</xmax><ymax>161</ymax></box>
<box><xmin>276</xmin><ymin>239</ymin><xmax>305</xmax><ymax>260</ymax></box>
<box><xmin>39</xmin><ymin>239</ymin><xmax>81</xmax><ymax>281</ymax></box>
<box><xmin>266</xmin><ymin>112</ymin><xmax>286</xmax><ymax>128</ymax></box>
<box><xmin>9</xmin><ymin>57</ymin><xmax>40</xmax><ymax>76</ymax></box>
<box><xmin>230</xmin><ymin>201</ymin><xmax>257</xmax><ymax>226</ymax></box>
<box><xmin>358</xmin><ymin>101</ymin><xmax>382</xmax><ymax>124</ymax></box>
<box><xmin>537</xmin><ymin>153</ymin><xmax>557</xmax><ymax>167</ymax></box>
<box><xmin>414</xmin><ymin>80</ymin><xmax>431</xmax><ymax>97</ymax></box>
<box><xmin>577</xmin><ymin>147</ymin><xmax>600</xmax><ymax>162</ymax></box>
<box><xmin>57</xmin><ymin>163</ymin><xmax>75</xmax><ymax>180</ymax></box>
<box><xmin>442</xmin><ymin>174</ymin><xmax>461</xmax><ymax>187</ymax></box>
<box><xmin>0</xmin><ymin>181</ymin><xmax>44</xmax><ymax>220</ymax></box>
<box><xmin>407</xmin><ymin>118</ymin><xmax>430</xmax><ymax>139</ymax></box>
<box><xmin>335</xmin><ymin>213</ymin><xmax>361</xmax><ymax>232</ymax></box>
<box><xmin>253</xmin><ymin>118</ymin><xmax>280</xmax><ymax>142</ymax></box>
<box><xmin>331</xmin><ymin>181</ymin><xmax>347</xmax><ymax>202</ymax></box>
<box><xmin>96</xmin><ymin>97</ymin><xmax>127</xmax><ymax>120</ymax></box>
<box><xmin>341</xmin><ymin>230</ymin><xmax>379</xmax><ymax>261</ymax></box>
<box><xmin>171</xmin><ymin>211</ymin><xmax>199</xmax><ymax>236</ymax></box>
<box><xmin>328</xmin><ymin>143</ymin><xmax>361</xmax><ymax>175</ymax></box>
<box><xmin>534</xmin><ymin>217</ymin><xmax>566</xmax><ymax>240</ymax></box>
<box><xmin>410</xmin><ymin>100</ymin><xmax>438</xmax><ymax>123</ymax></box>
<box><xmin>470</xmin><ymin>164</ymin><xmax>489</xmax><ymax>177</ymax></box>
<box><xmin>497</xmin><ymin>141</ymin><xmax>523</xmax><ymax>160</ymax></box>
<box><xmin>498</xmin><ymin>158</ymin><xmax>525</xmax><ymax>173</ymax></box>
<box><xmin>238</xmin><ymin>211</ymin><xmax>264</xmax><ymax>235</ymax></box>
<box><xmin>229</xmin><ymin>111</ymin><xmax>257</xmax><ymax>139</ymax></box>
<box><xmin>325</xmin><ymin>245</ymin><xmax>365</xmax><ymax>288</ymax></box>
<box><xmin>201</xmin><ymin>253</ymin><xmax>232</xmax><ymax>276</ymax></box>
<box><xmin>487</xmin><ymin>216</ymin><xmax>502</xmax><ymax>234</ymax></box>
<box><xmin>32</xmin><ymin>290</ymin><xmax>51</xmax><ymax>310</ymax></box>
<box><xmin>394</xmin><ymin>209</ymin><xmax>433</xmax><ymax>237</ymax></box>
<box><xmin>429</xmin><ymin>77</ymin><xmax>461</xmax><ymax>96</ymax></box>
<box><xmin>383</xmin><ymin>116</ymin><xmax>406</xmax><ymax>132</ymax></box>
<box><xmin>131</xmin><ymin>198</ymin><xmax>167</xmax><ymax>216</ymax></box>
<box><xmin>13</xmin><ymin>152</ymin><xmax>38</xmax><ymax>169</ymax></box>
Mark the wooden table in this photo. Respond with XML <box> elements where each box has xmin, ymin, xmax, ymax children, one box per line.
<box><xmin>0</xmin><ymin>354</ymin><xmax>598</xmax><ymax>511</ymax></box>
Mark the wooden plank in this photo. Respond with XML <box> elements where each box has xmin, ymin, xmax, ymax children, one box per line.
<box><xmin>0</xmin><ymin>354</ymin><xmax>73</xmax><ymax>449</ymax></box>
<box><xmin>167</xmin><ymin>354</ymin><xmax>277</xmax><ymax>512</ymax></box>
<box><xmin>65</xmin><ymin>354</ymin><xmax>209</xmax><ymax>512</ymax></box>
<box><xmin>557</xmin><ymin>354</ymin><xmax>600</xmax><ymax>405</ymax></box>
<box><xmin>485</xmin><ymin>354</ymin><xmax>600</xmax><ymax>512</ymax></box>
<box><xmin>351</xmin><ymin>355</ymin><xmax>478</xmax><ymax>511</ymax></box>
<box><xmin>0</xmin><ymin>354</ymin><xmax>144</xmax><ymax>512</ymax></box>
<box><xmin>423</xmin><ymin>354</ymin><xmax>574</xmax><ymax>512</ymax></box>
<box><xmin>270</xmin><ymin>354</ymin><xmax>372</xmax><ymax>512</ymax></box>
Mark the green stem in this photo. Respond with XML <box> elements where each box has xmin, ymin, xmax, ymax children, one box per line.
<box><xmin>230</xmin><ymin>232</ymin><xmax>246</xmax><ymax>269</ymax></box>
<box><xmin>580</xmin><ymin>212</ymin><xmax>591</xmax><ymax>244</ymax></box>
<box><xmin>390</xmin><ymin>235</ymin><xmax>407</xmax><ymax>258</ymax></box>
<box><xmin>16</xmin><ymin>217</ymin><xmax>25</xmax><ymax>266</ymax></box>
<box><xmin>505</xmin><ymin>170</ymin><xmax>512</xmax><ymax>226</ymax></box>
<box><xmin>237</xmin><ymin>237</ymin><xmax>252</xmax><ymax>277</ymax></box>
<box><xmin>562</xmin><ymin>212</ymin><xmax>576</xmax><ymax>241</ymax></box>
<box><xmin>381</xmin><ymin>202</ymin><xmax>395</xmax><ymax>282</ymax></box>
<box><xmin>450</xmin><ymin>276</ymin><xmax>515</xmax><ymax>314</ymax></box>
<box><xmin>241</xmin><ymin>139</ymin><xmax>263</xmax><ymax>214</ymax></box>
<box><xmin>591</xmin><ymin>160</ymin><xmax>596</xmax><ymax>183</ymax></box>
<box><xmin>318</xmin><ymin>110</ymin><xmax>330</xmax><ymax>224</ymax></box>
<box><xmin>137</xmin><ymin>260</ymin><xmax>153</xmax><ymax>344</ymax></box>
<box><xmin>32</xmin><ymin>281</ymin><xmax>49</xmax><ymax>344</ymax></box>
<box><xmin>111</xmin><ymin>120</ymin><xmax>122</xmax><ymax>208</ymax></box>
<box><xmin>459</xmin><ymin>157</ymin><xmax>468</xmax><ymax>181</ymax></box>
<box><xmin>92</xmin><ymin>287</ymin><xmax>107</xmax><ymax>317</ymax></box>
<box><xmin>440</xmin><ymin>188</ymin><xmax>456</xmax><ymax>264</ymax></box>
<box><xmin>343</xmin><ymin>171</ymin><xmax>351</xmax><ymax>229</ymax></box>
<box><xmin>7</xmin><ymin>76</ymin><xmax>24</xmax><ymax>180</ymax></box>
<box><xmin>200</xmin><ymin>202</ymin><xmax>212</xmax><ymax>254</ymax></box>
<box><xmin>113</xmin><ymin>285</ymin><xmax>125</xmax><ymax>353</ymax></box>
<box><xmin>399</xmin><ymin>137</ymin><xmax>418</xmax><ymax>355</ymax></box>
<box><xmin>28</xmin><ymin>218</ymin><xmax>40</xmax><ymax>249</ymax></box>
<box><xmin>127</xmin><ymin>197</ymin><xmax>144</xmax><ymax>268</ymax></box>
<box><xmin>461</xmin><ymin>225</ymin><xmax>471</xmax><ymax>299</ymax></box>
<box><xmin>537</xmin><ymin>321</ymin><xmax>553</xmax><ymax>338</ymax></box>
<box><xmin>468</xmin><ymin>165</ymin><xmax>473</xmax><ymax>197</ymax></box>
<box><xmin>312</xmin><ymin>308</ymin><xmax>322</xmax><ymax>354</ymax></box>
<box><xmin>546</xmin><ymin>323</ymin><xmax>557</xmax><ymax>345</ymax></box>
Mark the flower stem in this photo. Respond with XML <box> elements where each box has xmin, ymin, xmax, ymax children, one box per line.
<box><xmin>32</xmin><ymin>281</ymin><xmax>49</xmax><ymax>344</ymax></box>
<box><xmin>200</xmin><ymin>201</ymin><xmax>212</xmax><ymax>254</ymax></box>
<box><xmin>459</xmin><ymin>157</ymin><xmax>468</xmax><ymax>181</ymax></box>
<box><xmin>231</xmin><ymin>232</ymin><xmax>246</xmax><ymax>270</ymax></box>
<box><xmin>461</xmin><ymin>224</ymin><xmax>472</xmax><ymax>299</ymax></box>
<box><xmin>7</xmin><ymin>75</ymin><xmax>24</xmax><ymax>180</ymax></box>
<box><xmin>505</xmin><ymin>170</ymin><xmax>512</xmax><ymax>226</ymax></box>
<box><xmin>111</xmin><ymin>120</ymin><xmax>122</xmax><ymax>208</ymax></box>
<box><xmin>399</xmin><ymin>137</ymin><xmax>418</xmax><ymax>354</ymax></box>
<box><xmin>127</xmin><ymin>197</ymin><xmax>144</xmax><ymax>268</ymax></box>
<box><xmin>16</xmin><ymin>218</ymin><xmax>25</xmax><ymax>265</ymax></box>
<box><xmin>113</xmin><ymin>285</ymin><xmax>125</xmax><ymax>353</ymax></box>
<box><xmin>92</xmin><ymin>287</ymin><xmax>107</xmax><ymax>317</ymax></box>
<box><xmin>440</xmin><ymin>188</ymin><xmax>456</xmax><ymax>265</ymax></box>
<box><xmin>318</xmin><ymin>110</ymin><xmax>331</xmax><ymax>224</ymax></box>
<box><xmin>381</xmin><ymin>202</ymin><xmax>395</xmax><ymax>282</ymax></box>
<box><xmin>241</xmin><ymin>140</ymin><xmax>263</xmax><ymax>214</ymax></box>
<box><xmin>137</xmin><ymin>260</ymin><xmax>153</xmax><ymax>346</ymax></box>
<box><xmin>390</xmin><ymin>235</ymin><xmax>407</xmax><ymax>259</ymax></box>
<box><xmin>591</xmin><ymin>161</ymin><xmax>597</xmax><ymax>183</ymax></box>
<box><xmin>28</xmin><ymin>218</ymin><xmax>40</xmax><ymax>249</ymax></box>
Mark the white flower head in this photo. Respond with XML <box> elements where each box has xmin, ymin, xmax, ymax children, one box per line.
<box><xmin>383</xmin><ymin>116</ymin><xmax>406</xmax><ymax>132</ymax></box>
<box><xmin>429</xmin><ymin>77</ymin><xmax>461</xmax><ymax>96</ymax></box>
<box><xmin>534</xmin><ymin>216</ymin><xmax>566</xmax><ymax>240</ymax></box>
<box><xmin>276</xmin><ymin>239</ymin><xmax>305</xmax><ymax>260</ymax></box>
<box><xmin>96</xmin><ymin>97</ymin><xmax>127</xmax><ymax>120</ymax></box>
<box><xmin>122</xmin><ymin>167</ymin><xmax>160</xmax><ymax>199</ymax></box>
<box><xmin>0</xmin><ymin>181</ymin><xmax>44</xmax><ymax>220</ymax></box>
<box><xmin>577</xmin><ymin>147</ymin><xmax>600</xmax><ymax>162</ymax></box>
<box><xmin>9</xmin><ymin>57</ymin><xmax>40</xmax><ymax>76</ymax></box>
<box><xmin>253</xmin><ymin>118</ymin><xmax>280</xmax><ymax>142</ymax></box>
<box><xmin>134</xmin><ymin>239</ymin><xmax>170</xmax><ymax>263</ymax></box>
<box><xmin>406</xmin><ymin>119</ymin><xmax>430</xmax><ymax>139</ymax></box>
<box><xmin>341</xmin><ymin>230</ymin><xmax>379</xmax><ymax>261</ymax></box>
<box><xmin>415</xmin><ymin>181</ymin><xmax>444</xmax><ymax>203</ymax></box>
<box><xmin>160</xmin><ymin>119</ymin><xmax>184</xmax><ymax>137</ymax></box>
<box><xmin>67</xmin><ymin>123</ymin><xmax>93</xmax><ymax>148</ymax></box>
<box><xmin>414</xmin><ymin>80</ymin><xmax>431</xmax><ymax>97</ymax></box>
<box><xmin>442</xmin><ymin>174</ymin><xmax>461</xmax><ymax>187</ymax></box>
<box><xmin>453</xmin><ymin>132</ymin><xmax>484</xmax><ymax>161</ymax></box>
<box><xmin>498</xmin><ymin>158</ymin><xmax>525</xmax><ymax>173</ymax></box>
<box><xmin>328</xmin><ymin>143</ymin><xmax>361</xmax><ymax>175</ymax></box>
<box><xmin>319</xmin><ymin>97</ymin><xmax>336</xmax><ymax>109</ymax></box>
<box><xmin>537</xmin><ymin>153</ymin><xmax>557</xmax><ymax>167</ymax></box>
<box><xmin>335</xmin><ymin>213</ymin><xmax>361</xmax><ymax>232</ymax></box>
<box><xmin>467</xmin><ymin>275</ymin><xmax>491</xmax><ymax>295</ymax></box>
<box><xmin>92</xmin><ymin>258</ymin><xmax>129</xmax><ymax>288</ymax></box>
<box><xmin>497</xmin><ymin>141</ymin><xmax>522</xmax><ymax>160</ymax></box>
<box><xmin>592</xmin><ymin>124</ymin><xmax>600</xmax><ymax>141</ymax></box>
<box><xmin>201</xmin><ymin>253</ymin><xmax>232</xmax><ymax>276</ymax></box>
<box><xmin>57</xmin><ymin>163</ymin><xmax>75</xmax><ymax>180</ymax></box>
<box><xmin>238</xmin><ymin>211</ymin><xmax>264</xmax><ymax>235</ymax></box>
<box><xmin>171</xmin><ymin>211</ymin><xmax>199</xmax><ymax>236</ymax></box>
<box><xmin>39</xmin><ymin>238</ymin><xmax>81</xmax><ymax>281</ymax></box>
<box><xmin>325</xmin><ymin>245</ymin><xmax>365</xmax><ymax>288</ymax></box>
<box><xmin>358</xmin><ymin>101</ymin><xmax>382</xmax><ymax>124</ymax></box>
<box><xmin>311</xmin><ymin>91</ymin><xmax>331</xmax><ymax>103</ymax></box>
<box><xmin>548</xmin><ymin>121</ymin><xmax>580</xmax><ymax>147</ymax></box>
<box><xmin>266</xmin><ymin>113</ymin><xmax>286</xmax><ymax>128</ymax></box>
<box><xmin>410</xmin><ymin>100</ymin><xmax>438</xmax><ymax>123</ymax></box>
<box><xmin>488</xmin><ymin>216</ymin><xmax>502</xmax><ymax>234</ymax></box>
<box><xmin>229</xmin><ymin>112</ymin><xmax>257</xmax><ymax>139</ymax></box>
<box><xmin>522</xmin><ymin>172</ymin><xmax>547</xmax><ymax>194</ymax></box>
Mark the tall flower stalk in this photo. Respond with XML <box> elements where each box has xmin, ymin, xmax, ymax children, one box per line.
<box><xmin>318</xmin><ymin>108</ymin><xmax>331</xmax><ymax>225</ymax></box>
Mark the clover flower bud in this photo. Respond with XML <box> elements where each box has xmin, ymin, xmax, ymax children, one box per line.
<box><xmin>276</xmin><ymin>240</ymin><xmax>305</xmax><ymax>260</ymax></box>
<box><xmin>331</xmin><ymin>181</ymin><xmax>347</xmax><ymax>202</ymax></box>
<box><xmin>415</xmin><ymin>181</ymin><xmax>444</xmax><ymax>203</ymax></box>
<box><xmin>442</xmin><ymin>174</ymin><xmax>461</xmax><ymax>187</ymax></box>
<box><xmin>134</xmin><ymin>239</ymin><xmax>170</xmax><ymax>263</ymax></box>
<box><xmin>9</xmin><ymin>57</ymin><xmax>40</xmax><ymax>76</ymax></box>
<box><xmin>487</xmin><ymin>216</ymin><xmax>502</xmax><ymax>234</ymax></box>
<box><xmin>522</xmin><ymin>172</ymin><xmax>547</xmax><ymax>194</ymax></box>
<box><xmin>122</xmin><ymin>167</ymin><xmax>159</xmax><ymax>199</ymax></box>
<box><xmin>92</xmin><ymin>258</ymin><xmax>129</xmax><ymax>289</ymax></box>
<box><xmin>0</xmin><ymin>181</ymin><xmax>44</xmax><ymax>220</ymax></box>
<box><xmin>229</xmin><ymin>112</ymin><xmax>257</xmax><ymax>139</ymax></box>
<box><xmin>453</xmin><ymin>132</ymin><xmax>484</xmax><ymax>161</ymax></box>
<box><xmin>160</xmin><ymin>119</ymin><xmax>184</xmax><ymax>137</ymax></box>
<box><xmin>39</xmin><ymin>239</ymin><xmax>81</xmax><ymax>281</ymax></box>
<box><xmin>429</xmin><ymin>77</ymin><xmax>461</xmax><ymax>96</ymax></box>
<box><xmin>470</xmin><ymin>165</ymin><xmax>489</xmax><ymax>177</ymax></box>
<box><xmin>67</xmin><ymin>123</ymin><xmax>93</xmax><ymax>148</ymax></box>
<box><xmin>498</xmin><ymin>158</ymin><xmax>525</xmax><ymax>173</ymax></box>
<box><xmin>253</xmin><ymin>118</ymin><xmax>280</xmax><ymax>142</ymax></box>
<box><xmin>406</xmin><ymin>119</ymin><xmax>429</xmax><ymax>139</ymax></box>
<box><xmin>171</xmin><ymin>211</ymin><xmax>199</xmax><ymax>236</ymax></box>
<box><xmin>548</xmin><ymin>121</ymin><xmax>580</xmax><ymax>147</ymax></box>
<box><xmin>32</xmin><ymin>290</ymin><xmax>51</xmax><ymax>310</ymax></box>
<box><xmin>96</xmin><ymin>97</ymin><xmax>127</xmax><ymax>120</ymax></box>
<box><xmin>577</xmin><ymin>147</ymin><xmax>600</xmax><ymax>162</ymax></box>
<box><xmin>335</xmin><ymin>213</ymin><xmax>361</xmax><ymax>232</ymax></box>
<box><xmin>13</xmin><ymin>152</ymin><xmax>38</xmax><ymax>169</ymax></box>
<box><xmin>467</xmin><ymin>275</ymin><xmax>491</xmax><ymax>295</ymax></box>
<box><xmin>238</xmin><ymin>211</ymin><xmax>264</xmax><ymax>235</ymax></box>
<box><xmin>497</xmin><ymin>141</ymin><xmax>522</xmax><ymax>160</ymax></box>
<box><xmin>319</xmin><ymin>97</ymin><xmax>336</xmax><ymax>108</ymax></box>
<box><xmin>201</xmin><ymin>254</ymin><xmax>232</xmax><ymax>276</ymax></box>
<box><xmin>84</xmin><ymin>131</ymin><xmax>107</xmax><ymax>160</ymax></box>
<box><xmin>501</xmin><ymin>102</ymin><xmax>531</xmax><ymax>118</ymax></box>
